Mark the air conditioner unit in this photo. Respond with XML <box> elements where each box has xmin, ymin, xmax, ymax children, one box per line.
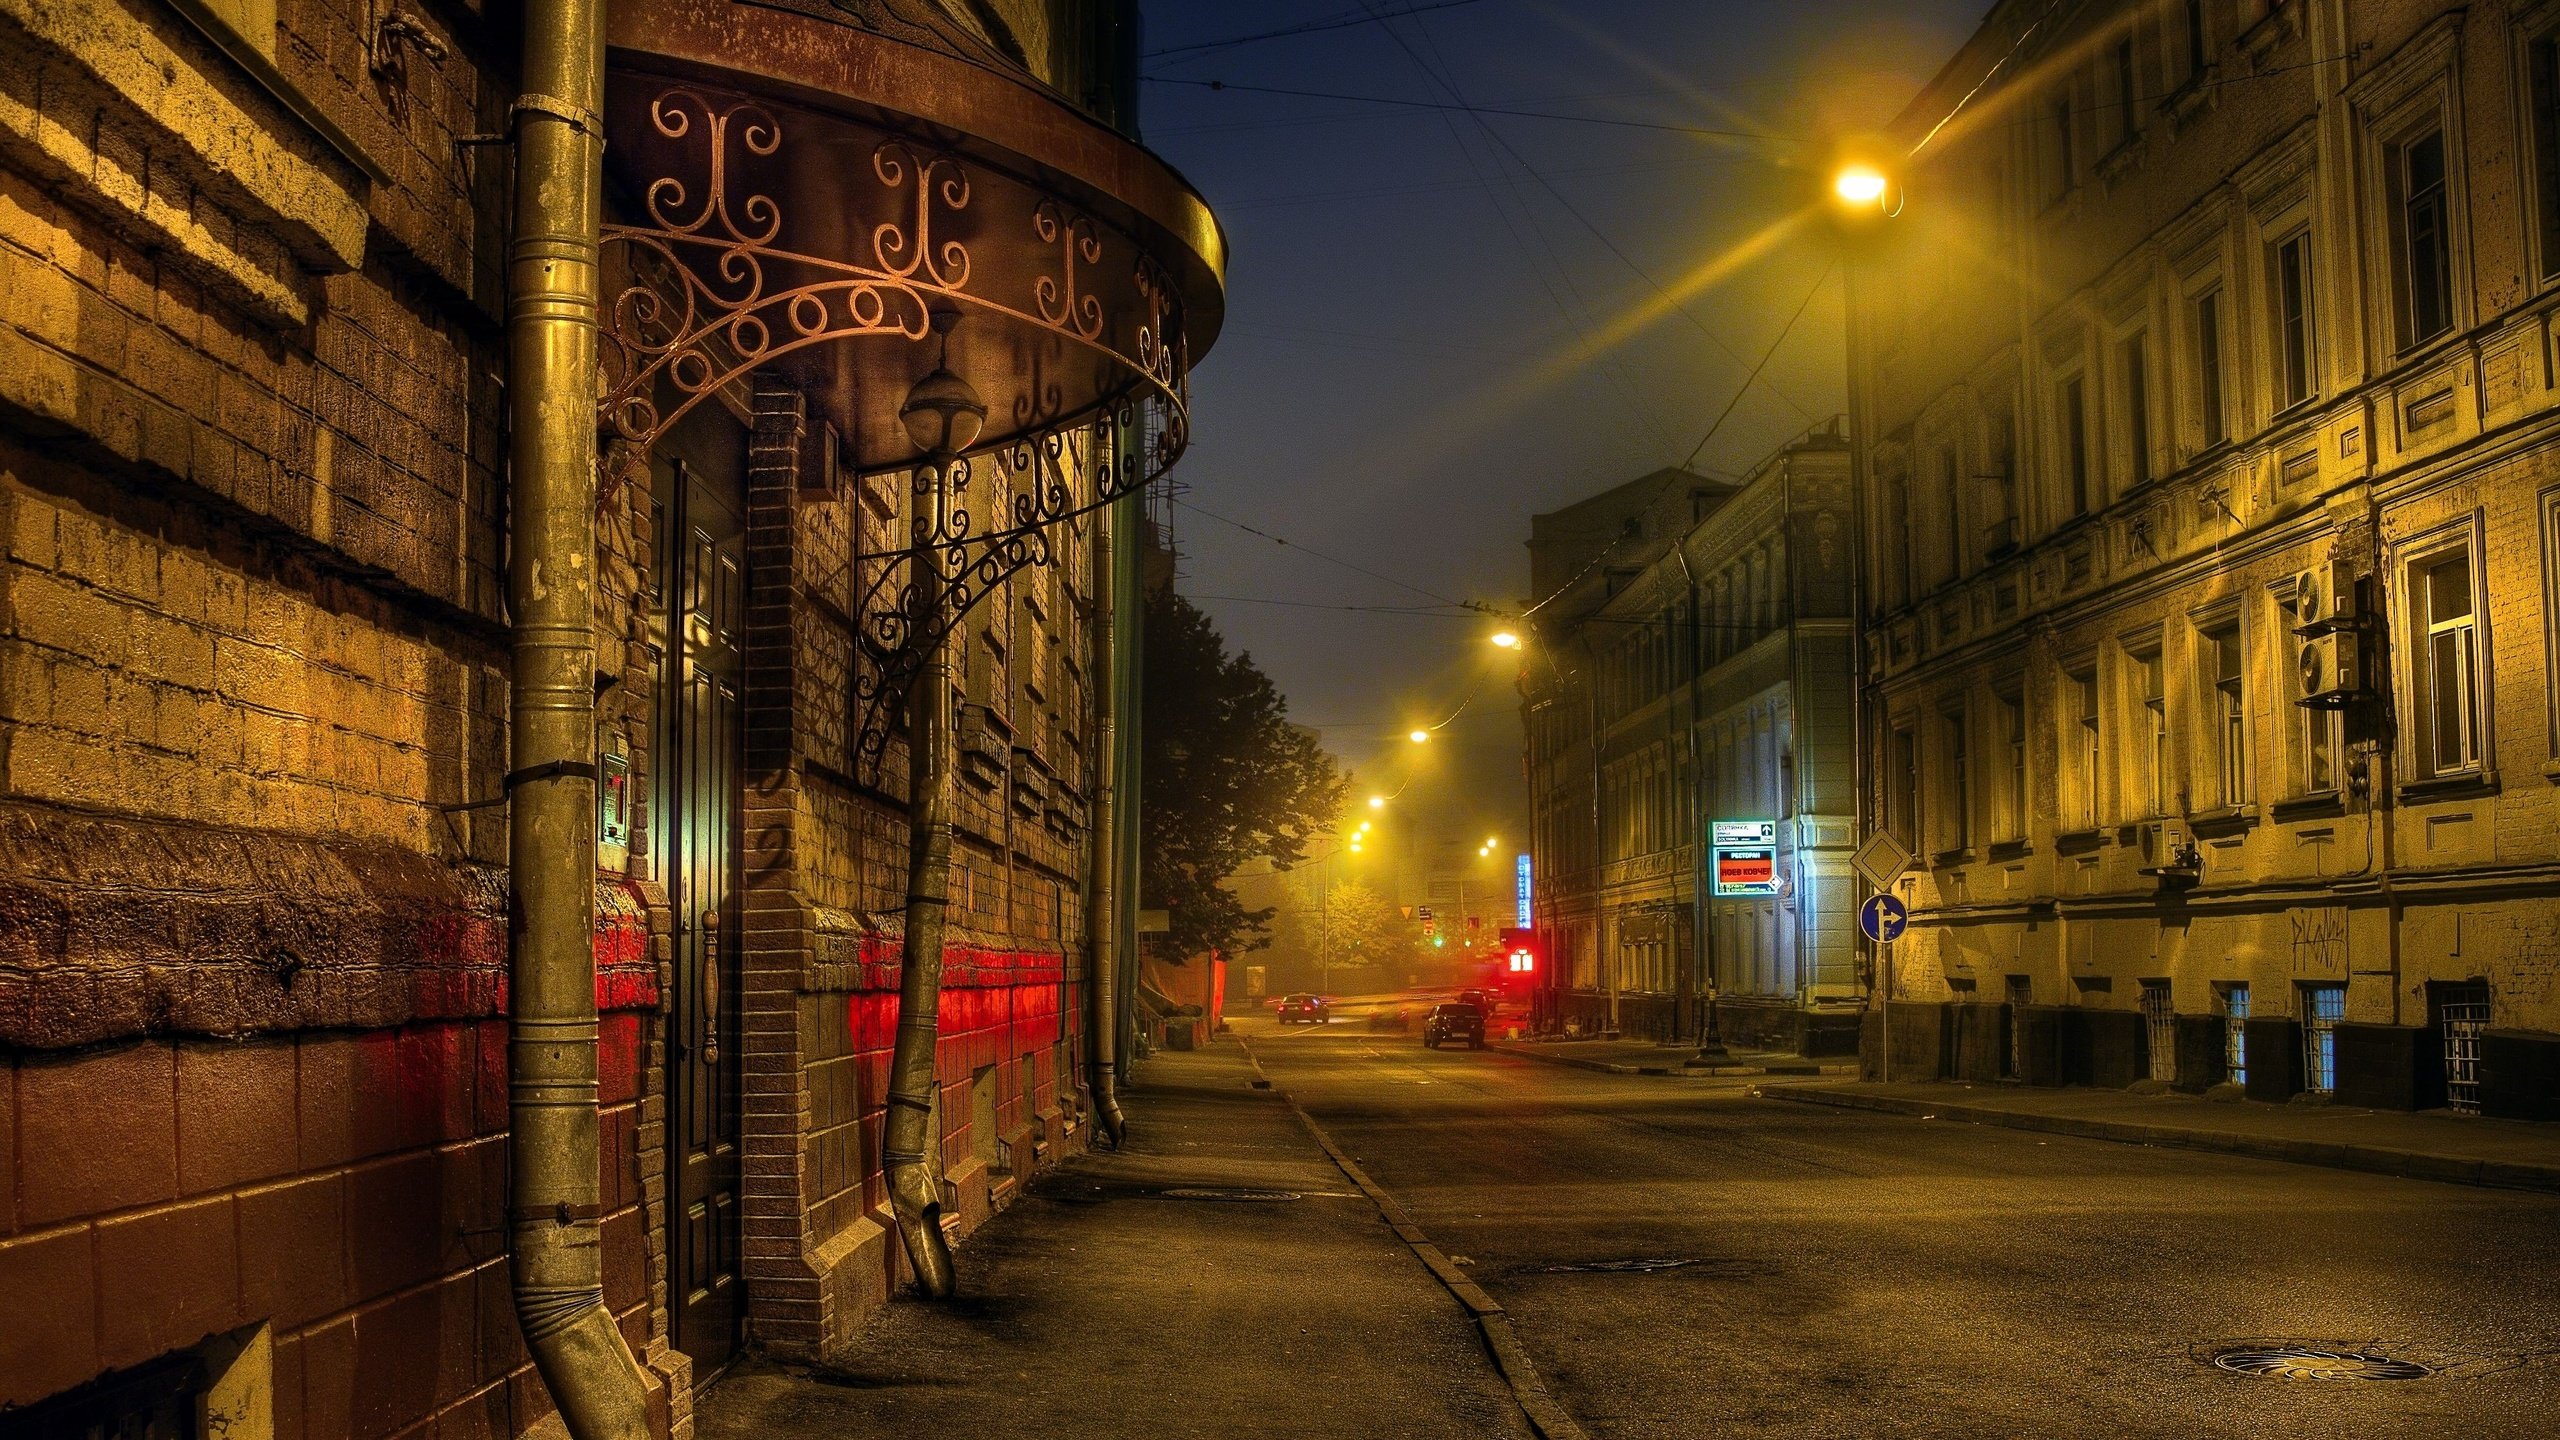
<box><xmin>2137</xmin><ymin>819</ymin><xmax>2199</xmax><ymax>876</ymax></box>
<box><xmin>2291</xmin><ymin>561</ymin><xmax>2365</xmax><ymax>709</ymax></box>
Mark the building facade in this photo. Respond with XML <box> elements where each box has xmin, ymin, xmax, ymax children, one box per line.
<box><xmin>1522</xmin><ymin>427</ymin><xmax>1861</xmax><ymax>1052</ymax></box>
<box><xmin>0</xmin><ymin>0</ymin><xmax>1219</xmax><ymax>1434</ymax></box>
<box><xmin>1851</xmin><ymin>0</ymin><xmax>2559</xmax><ymax>1116</ymax></box>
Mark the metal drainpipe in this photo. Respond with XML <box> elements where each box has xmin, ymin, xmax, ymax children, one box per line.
<box><xmin>1111</xmin><ymin>485</ymin><xmax>1144</xmax><ymax>1081</ymax></box>
<box><xmin>504</xmin><ymin>0</ymin><xmax>655</xmax><ymax>1431</ymax></box>
<box><xmin>1083</xmin><ymin>488</ymin><xmax>1127</xmax><ymax>1147</ymax></box>
<box><xmin>884</xmin><ymin>454</ymin><xmax>961</xmax><ymax>1300</ymax></box>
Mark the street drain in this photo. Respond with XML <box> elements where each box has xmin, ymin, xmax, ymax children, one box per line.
<box><xmin>1540</xmin><ymin>1258</ymin><xmax>1703</xmax><ymax>1275</ymax></box>
<box><xmin>2210</xmin><ymin>1347</ymin><xmax>2434</xmax><ymax>1381</ymax></box>
<box><xmin>1157</xmin><ymin>1187</ymin><xmax>1302</xmax><ymax>1203</ymax></box>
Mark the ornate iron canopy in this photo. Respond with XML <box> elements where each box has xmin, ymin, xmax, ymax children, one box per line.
<box><xmin>598</xmin><ymin>80</ymin><xmax>1200</xmax><ymax>771</ymax></box>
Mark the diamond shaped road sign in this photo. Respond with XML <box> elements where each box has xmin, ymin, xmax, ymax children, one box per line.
<box><xmin>1852</xmin><ymin>831</ymin><xmax>1914</xmax><ymax>891</ymax></box>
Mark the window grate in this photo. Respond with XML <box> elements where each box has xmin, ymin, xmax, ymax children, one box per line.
<box><xmin>2302</xmin><ymin>982</ymin><xmax>2345</xmax><ymax>1093</ymax></box>
<box><xmin>2140</xmin><ymin>980</ymin><xmax>2176</xmax><ymax>1085</ymax></box>
<box><xmin>2438</xmin><ymin>982</ymin><xmax>2491</xmax><ymax>1115</ymax></box>
<box><xmin>2219</xmin><ymin>983</ymin><xmax>2250</xmax><ymax>1087</ymax></box>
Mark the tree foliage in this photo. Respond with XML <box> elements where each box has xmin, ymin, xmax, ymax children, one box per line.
<box><xmin>1319</xmin><ymin>879</ymin><xmax>1416</xmax><ymax>972</ymax></box>
<box><xmin>1141</xmin><ymin>588</ymin><xmax>1347</xmax><ymax>959</ymax></box>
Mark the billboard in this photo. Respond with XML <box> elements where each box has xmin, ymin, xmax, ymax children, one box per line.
<box><xmin>1711</xmin><ymin>819</ymin><xmax>1781</xmax><ymax>898</ymax></box>
<box><xmin>1515</xmin><ymin>852</ymin><xmax>1533</xmax><ymax>926</ymax></box>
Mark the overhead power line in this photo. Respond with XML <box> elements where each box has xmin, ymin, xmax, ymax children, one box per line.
<box><xmin>1145</xmin><ymin>0</ymin><xmax>1494</xmax><ymax>61</ymax></box>
<box><xmin>1172</xmin><ymin>498</ymin><xmax>1484</xmax><ymax>611</ymax></box>
<box><xmin>1143</xmin><ymin>77</ymin><xmax>1791</xmax><ymax>143</ymax></box>
<box><xmin>1682</xmin><ymin>261</ymin><xmax>1832</xmax><ymax>470</ymax></box>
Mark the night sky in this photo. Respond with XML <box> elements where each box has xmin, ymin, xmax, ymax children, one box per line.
<box><xmin>1137</xmin><ymin>0</ymin><xmax>1990</xmax><ymax>879</ymax></box>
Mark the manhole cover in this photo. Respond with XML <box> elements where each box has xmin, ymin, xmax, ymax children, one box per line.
<box><xmin>2210</xmin><ymin>1347</ymin><xmax>2434</xmax><ymax>1381</ymax></box>
<box><xmin>1156</xmin><ymin>1187</ymin><xmax>1302</xmax><ymax>1203</ymax></box>
<box><xmin>1540</xmin><ymin>1257</ymin><xmax>1702</xmax><ymax>1275</ymax></box>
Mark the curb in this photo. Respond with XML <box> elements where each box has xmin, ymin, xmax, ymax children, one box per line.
<box><xmin>1761</xmin><ymin>1084</ymin><xmax>2560</xmax><ymax>1194</ymax></box>
<box><xmin>1234</xmin><ymin>1036</ymin><xmax>1590</xmax><ymax>1440</ymax></box>
<box><xmin>1490</xmin><ymin>1042</ymin><xmax>1848</xmax><ymax>1079</ymax></box>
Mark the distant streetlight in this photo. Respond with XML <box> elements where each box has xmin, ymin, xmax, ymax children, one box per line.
<box><xmin>1489</xmin><ymin>630</ymin><xmax>1521</xmax><ymax>649</ymax></box>
<box><xmin>1832</xmin><ymin>164</ymin><xmax>1888</xmax><ymax>205</ymax></box>
<box><xmin>1367</xmin><ymin>794</ymin><xmax>1386</xmax><ymax>809</ymax></box>
<box><xmin>1349</xmin><ymin>841</ymin><xmax>1363</xmax><ymax>854</ymax></box>
<box><xmin>1408</xmin><ymin>729</ymin><xmax>1430</xmax><ymax>744</ymax></box>
<box><xmin>1484</xmin><ymin>835</ymin><xmax>1499</xmax><ymax>848</ymax></box>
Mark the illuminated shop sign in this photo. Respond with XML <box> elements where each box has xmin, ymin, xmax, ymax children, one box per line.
<box><xmin>1711</xmin><ymin>819</ymin><xmax>1781</xmax><ymax>898</ymax></box>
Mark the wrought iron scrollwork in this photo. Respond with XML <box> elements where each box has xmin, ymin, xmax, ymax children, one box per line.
<box><xmin>598</xmin><ymin>81</ymin><xmax>1194</xmax><ymax>778</ymax></box>
<box><xmin>847</xmin><ymin>400</ymin><xmax>1163</xmax><ymax>770</ymax></box>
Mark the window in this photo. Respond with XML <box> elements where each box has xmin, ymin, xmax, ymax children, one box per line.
<box><xmin>2204</xmin><ymin>622</ymin><xmax>2247</xmax><ymax>807</ymax></box>
<box><xmin>1939</xmin><ymin>708</ymin><xmax>1971</xmax><ymax>853</ymax></box>
<box><xmin>2392</xmin><ymin>127</ymin><xmax>2454</xmax><ymax>349</ymax></box>
<box><xmin>2130</xmin><ymin>640</ymin><xmax>2169</xmax><ymax>817</ymax></box>
<box><xmin>2070</xmin><ymin>665</ymin><xmax>2102</xmax><ymax>829</ymax></box>
<box><xmin>2302</xmin><ymin>981</ymin><xmax>2346</xmax><ymax>1092</ymax></box>
<box><xmin>1937</xmin><ymin>446</ymin><xmax>1964</xmax><ymax>583</ymax></box>
<box><xmin>2120</xmin><ymin>331</ymin><xmax>2152</xmax><ymax>488</ymax></box>
<box><xmin>2060</xmin><ymin>375</ymin><xmax>2093</xmax><ymax>517</ymax></box>
<box><xmin>2049</xmin><ymin>91</ymin><xmax>2076</xmax><ymax>200</ymax></box>
<box><xmin>2533</xmin><ymin>33</ymin><xmax>2560</xmax><ymax>281</ymax></box>
<box><xmin>1999</xmin><ymin>688</ymin><xmax>2028</xmax><ymax>840</ymax></box>
<box><xmin>2114</xmin><ymin>38</ymin><xmax>2139</xmax><ymax>145</ymax></box>
<box><xmin>2218</xmin><ymin>982</ymin><xmax>2250</xmax><ymax>1086</ymax></box>
<box><xmin>2193</xmin><ymin>289</ymin><xmax>2227</xmax><ymax>447</ymax></box>
<box><xmin>2141</xmin><ymin>980</ymin><xmax>2176</xmax><ymax>1084</ymax></box>
<box><xmin>2184</xmin><ymin>0</ymin><xmax>2208</xmax><ymax>81</ymax></box>
<box><xmin>1887</xmin><ymin>724</ymin><xmax>1920</xmax><ymax>849</ymax></box>
<box><xmin>2272</xmin><ymin>232</ymin><xmax>2316</xmax><ymax>409</ymax></box>
<box><xmin>2412</xmin><ymin>548</ymin><xmax>2481</xmax><ymax>776</ymax></box>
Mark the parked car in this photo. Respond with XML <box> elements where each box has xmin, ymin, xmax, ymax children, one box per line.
<box><xmin>1422</xmin><ymin>1002</ymin><xmax>1486</xmax><ymax>1049</ymax></box>
<box><xmin>1277</xmin><ymin>993</ymin><xmax>1331</xmax><ymax>1025</ymax></box>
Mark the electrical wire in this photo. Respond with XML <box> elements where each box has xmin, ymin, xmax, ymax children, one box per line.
<box><xmin>1172</xmin><ymin>497</ymin><xmax>1482</xmax><ymax>610</ymax></box>
<box><xmin>1680</xmin><ymin>260</ymin><xmax>1832</xmax><ymax>470</ymax></box>
<box><xmin>1143</xmin><ymin>77</ymin><xmax>1791</xmax><ymax>143</ymax></box>
<box><xmin>1145</xmin><ymin>0</ymin><xmax>1494</xmax><ymax>61</ymax></box>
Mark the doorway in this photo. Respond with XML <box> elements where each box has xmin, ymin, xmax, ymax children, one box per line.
<box><xmin>654</xmin><ymin>404</ymin><xmax>747</xmax><ymax>1372</ymax></box>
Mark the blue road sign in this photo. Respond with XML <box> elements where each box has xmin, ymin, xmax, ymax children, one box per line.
<box><xmin>1859</xmin><ymin>893</ymin><xmax>1909</xmax><ymax>945</ymax></box>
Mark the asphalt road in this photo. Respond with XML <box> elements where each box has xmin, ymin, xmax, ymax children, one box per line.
<box><xmin>1235</xmin><ymin>1012</ymin><xmax>2560</xmax><ymax>1440</ymax></box>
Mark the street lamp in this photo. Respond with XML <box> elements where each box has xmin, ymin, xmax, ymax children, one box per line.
<box><xmin>1368</xmin><ymin>794</ymin><xmax>1387</xmax><ymax>810</ymax></box>
<box><xmin>1489</xmin><ymin>630</ymin><xmax>1521</xmax><ymax>649</ymax></box>
<box><xmin>1831</xmin><ymin>164</ymin><xmax>1888</xmax><ymax>206</ymax></box>
<box><xmin>1408</xmin><ymin>729</ymin><xmax>1430</xmax><ymax>744</ymax></box>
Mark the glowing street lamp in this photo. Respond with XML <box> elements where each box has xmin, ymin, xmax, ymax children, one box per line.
<box><xmin>1832</xmin><ymin>164</ymin><xmax>1888</xmax><ymax>206</ymax></box>
<box><xmin>1368</xmin><ymin>794</ymin><xmax>1387</xmax><ymax>810</ymax></box>
<box><xmin>1489</xmin><ymin>630</ymin><xmax>1521</xmax><ymax>649</ymax></box>
<box><xmin>1408</xmin><ymin>729</ymin><xmax>1431</xmax><ymax>744</ymax></box>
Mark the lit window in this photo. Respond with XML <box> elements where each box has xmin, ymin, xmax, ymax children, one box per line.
<box><xmin>2413</xmin><ymin>550</ymin><xmax>2480</xmax><ymax>776</ymax></box>
<box><xmin>2219</xmin><ymin>982</ymin><xmax>2250</xmax><ymax>1086</ymax></box>
<box><xmin>2302</xmin><ymin>982</ymin><xmax>2345</xmax><ymax>1092</ymax></box>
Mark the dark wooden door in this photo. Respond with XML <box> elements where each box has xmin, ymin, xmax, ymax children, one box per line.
<box><xmin>653</xmin><ymin>407</ymin><xmax>746</xmax><ymax>1372</ymax></box>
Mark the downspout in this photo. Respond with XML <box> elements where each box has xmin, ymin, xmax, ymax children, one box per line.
<box><xmin>884</xmin><ymin>444</ymin><xmax>963</xmax><ymax>1299</ymax></box>
<box><xmin>1111</xmin><ymin>483</ymin><xmax>1145</xmax><ymax>1082</ymax></box>
<box><xmin>1083</xmin><ymin>488</ymin><xmax>1127</xmax><ymax>1147</ymax></box>
<box><xmin>504</xmin><ymin>0</ymin><xmax>654</xmax><ymax>1431</ymax></box>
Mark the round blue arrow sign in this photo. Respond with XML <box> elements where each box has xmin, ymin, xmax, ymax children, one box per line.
<box><xmin>1859</xmin><ymin>893</ymin><xmax>1909</xmax><ymax>944</ymax></box>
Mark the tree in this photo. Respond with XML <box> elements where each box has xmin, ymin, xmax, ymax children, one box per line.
<box><xmin>1319</xmin><ymin>879</ymin><xmax>1416</xmax><ymax>975</ymax></box>
<box><xmin>1141</xmin><ymin>588</ymin><xmax>1347</xmax><ymax>959</ymax></box>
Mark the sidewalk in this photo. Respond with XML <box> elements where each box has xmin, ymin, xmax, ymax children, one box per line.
<box><xmin>1492</xmin><ymin>1035</ymin><xmax>1853</xmax><ymax>1077</ymax></box>
<box><xmin>1764</xmin><ymin>1079</ymin><xmax>2560</xmax><ymax>1192</ymax></box>
<box><xmin>694</xmin><ymin>1040</ymin><xmax>1534</xmax><ymax>1440</ymax></box>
